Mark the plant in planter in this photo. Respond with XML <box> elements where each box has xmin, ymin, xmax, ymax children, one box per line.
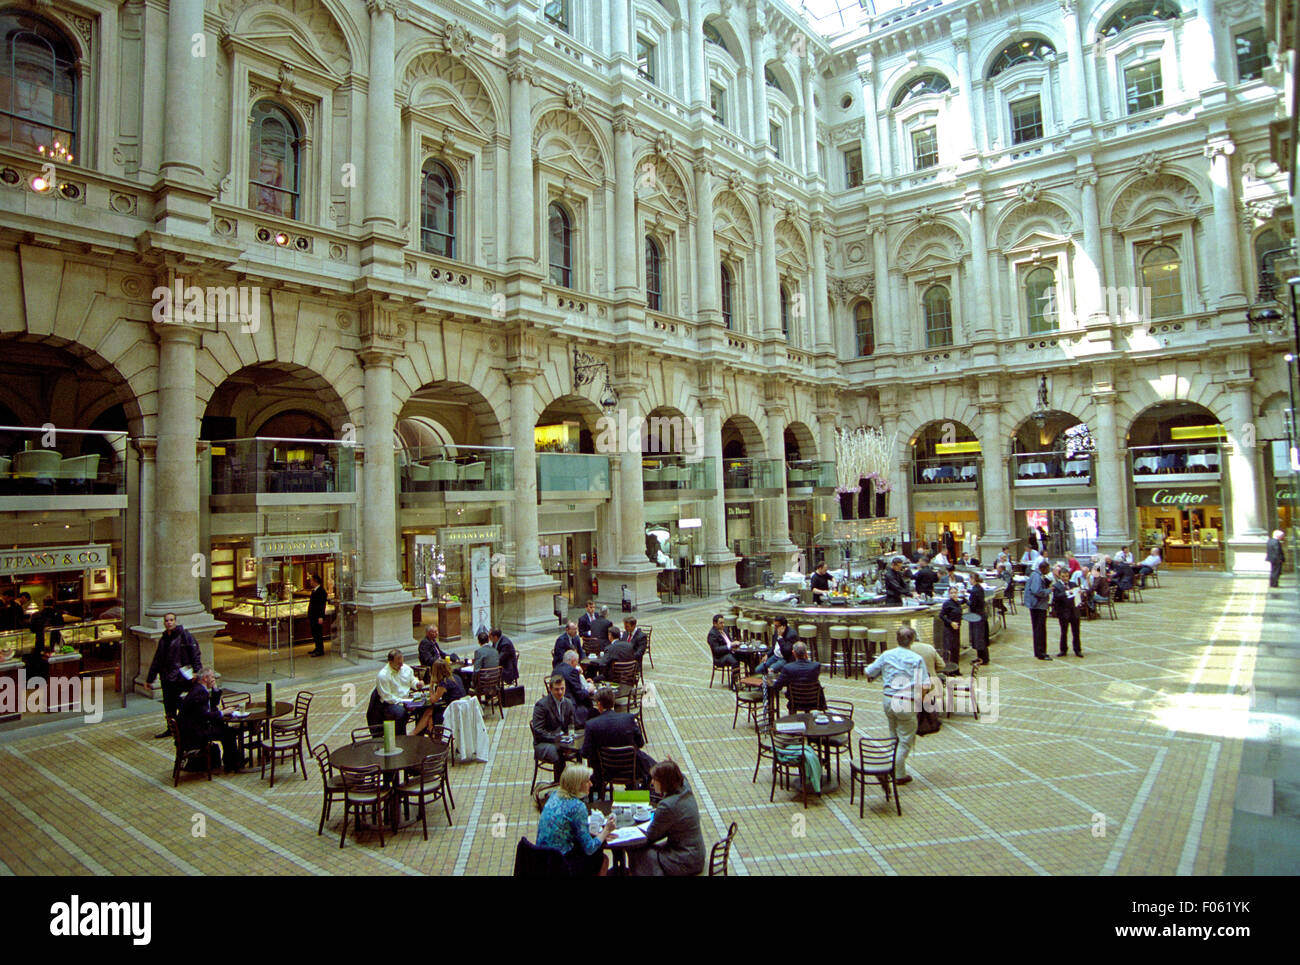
<box><xmin>835</xmin><ymin>426</ymin><xmax>896</xmax><ymax>519</ymax></box>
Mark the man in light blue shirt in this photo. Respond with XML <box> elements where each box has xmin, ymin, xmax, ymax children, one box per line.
<box><xmin>865</xmin><ymin>625</ymin><xmax>932</xmax><ymax>784</ymax></box>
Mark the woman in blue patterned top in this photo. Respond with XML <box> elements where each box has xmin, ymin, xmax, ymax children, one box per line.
<box><xmin>536</xmin><ymin>764</ymin><xmax>615</xmax><ymax>876</ymax></box>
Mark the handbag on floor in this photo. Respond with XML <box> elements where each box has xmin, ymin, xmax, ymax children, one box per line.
<box><xmin>501</xmin><ymin>684</ymin><xmax>525</xmax><ymax>708</ymax></box>
<box><xmin>916</xmin><ymin>708</ymin><xmax>942</xmax><ymax>736</ymax></box>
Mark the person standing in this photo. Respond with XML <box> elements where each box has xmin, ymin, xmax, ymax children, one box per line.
<box><xmin>1266</xmin><ymin>530</ymin><xmax>1286</xmax><ymax>588</ymax></box>
<box><xmin>882</xmin><ymin>556</ymin><xmax>912</xmax><ymax>605</ymax></box>
<box><xmin>942</xmin><ymin>526</ymin><xmax>956</xmax><ymax>562</ymax></box>
<box><xmin>1051</xmin><ymin>564</ymin><xmax>1082</xmax><ymax>657</ymax></box>
<box><xmin>146</xmin><ymin>612</ymin><xmax>203</xmax><ymax>738</ymax></box>
<box><xmin>864</xmin><ymin>625</ymin><xmax>932</xmax><ymax>785</ymax></box>
<box><xmin>939</xmin><ymin>584</ymin><xmax>963</xmax><ymax>666</ymax></box>
<box><xmin>809</xmin><ymin>562</ymin><xmax>833</xmax><ymax>603</ymax></box>
<box><xmin>306</xmin><ymin>573</ymin><xmax>327</xmax><ymax>656</ymax></box>
<box><xmin>967</xmin><ymin>572</ymin><xmax>989</xmax><ymax>665</ymax></box>
<box><xmin>1024</xmin><ymin>560</ymin><xmax>1052</xmax><ymax>661</ymax></box>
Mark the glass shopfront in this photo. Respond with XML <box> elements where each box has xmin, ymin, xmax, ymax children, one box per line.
<box><xmin>403</xmin><ymin>521</ymin><xmax>507</xmax><ymax>643</ymax></box>
<box><xmin>645</xmin><ymin>501</ymin><xmax>709</xmax><ymax>601</ymax></box>
<box><xmin>1134</xmin><ymin>485</ymin><xmax>1225</xmax><ymax>568</ymax></box>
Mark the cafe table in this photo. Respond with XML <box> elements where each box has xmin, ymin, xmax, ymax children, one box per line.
<box><xmin>734</xmin><ymin>643</ymin><xmax>766</xmax><ymax>673</ymax></box>
<box><xmin>331</xmin><ymin>734</ymin><xmax>446</xmax><ymax>831</ymax></box>
<box><xmin>774</xmin><ymin>712</ymin><xmax>853</xmax><ymax>791</ymax></box>
<box><xmin>588</xmin><ymin>798</ymin><xmax>654</xmax><ymax>873</ymax></box>
<box><xmin>221</xmin><ymin>700</ymin><xmax>294</xmax><ymax>768</ymax></box>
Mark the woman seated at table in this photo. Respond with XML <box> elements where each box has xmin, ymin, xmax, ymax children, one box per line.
<box><xmin>413</xmin><ymin>660</ymin><xmax>465</xmax><ymax>735</ymax></box>
<box><xmin>536</xmin><ymin>764</ymin><xmax>616</xmax><ymax>876</ymax></box>
<box><xmin>629</xmin><ymin>759</ymin><xmax>705</xmax><ymax>877</ymax></box>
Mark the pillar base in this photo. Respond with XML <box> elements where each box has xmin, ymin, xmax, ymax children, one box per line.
<box><xmin>504</xmin><ymin>572</ymin><xmax>563</xmax><ymax>634</ymax></box>
<box><xmin>704</xmin><ymin>556</ymin><xmax>740</xmax><ymax>595</ymax></box>
<box><xmin>350</xmin><ymin>590</ymin><xmax>420</xmax><ymax>663</ymax></box>
<box><xmin>1226</xmin><ymin>537</ymin><xmax>1270</xmax><ymax>574</ymax></box>
<box><xmin>130</xmin><ymin>612</ymin><xmax>225</xmax><ymax>697</ymax></box>
<box><xmin>595</xmin><ymin>563</ymin><xmax>662</xmax><ymax>614</ymax></box>
<box><xmin>767</xmin><ymin>540</ymin><xmax>801</xmax><ymax>576</ymax></box>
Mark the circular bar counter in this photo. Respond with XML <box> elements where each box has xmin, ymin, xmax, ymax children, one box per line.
<box><xmin>728</xmin><ymin>580</ymin><xmax>1005</xmax><ymax>654</ymax></box>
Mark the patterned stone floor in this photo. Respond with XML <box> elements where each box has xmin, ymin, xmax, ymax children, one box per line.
<box><xmin>0</xmin><ymin>571</ymin><xmax>1271</xmax><ymax>875</ymax></box>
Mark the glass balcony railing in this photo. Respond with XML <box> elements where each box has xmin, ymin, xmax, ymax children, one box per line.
<box><xmin>1013</xmin><ymin>450</ymin><xmax>1093</xmax><ymax>482</ymax></box>
<box><xmin>1129</xmin><ymin>444</ymin><xmax>1222</xmax><ymax>476</ymax></box>
<box><xmin>786</xmin><ymin>460</ymin><xmax>836</xmax><ymax>488</ymax></box>
<box><xmin>0</xmin><ymin>426</ymin><xmax>127</xmax><ymax>496</ymax></box>
<box><xmin>400</xmin><ymin>444</ymin><xmax>513</xmax><ymax>493</ymax></box>
<box><xmin>912</xmin><ymin>456</ymin><xmax>979</xmax><ymax>486</ymax></box>
<box><xmin>537</xmin><ymin>452</ymin><xmax>611</xmax><ymax>493</ymax></box>
<box><xmin>722</xmin><ymin>458</ymin><xmax>783</xmax><ymax>491</ymax></box>
<box><xmin>642</xmin><ymin>456</ymin><xmax>716</xmax><ymax>491</ymax></box>
<box><xmin>210</xmin><ymin>438</ymin><xmax>356</xmax><ymax>495</ymax></box>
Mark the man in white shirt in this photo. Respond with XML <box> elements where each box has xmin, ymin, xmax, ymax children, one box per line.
<box><xmin>376</xmin><ymin>649</ymin><xmax>424</xmax><ymax>732</ymax></box>
<box><xmin>1116</xmin><ymin>545</ymin><xmax>1134</xmax><ymax>566</ymax></box>
<box><xmin>932</xmin><ymin>549</ymin><xmax>951</xmax><ymax>568</ymax></box>
<box><xmin>1137</xmin><ymin>548</ymin><xmax>1162</xmax><ymax>587</ymax></box>
<box><xmin>1020</xmin><ymin>547</ymin><xmax>1041</xmax><ymax>567</ymax></box>
<box><xmin>864</xmin><ymin>625</ymin><xmax>932</xmax><ymax>784</ymax></box>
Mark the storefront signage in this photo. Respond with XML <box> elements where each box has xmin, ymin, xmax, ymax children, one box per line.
<box><xmin>1276</xmin><ymin>485</ymin><xmax>1297</xmax><ymax>503</ymax></box>
<box><xmin>726</xmin><ymin>505</ymin><xmax>750</xmax><ymax>519</ymax></box>
<box><xmin>678</xmin><ymin>518</ymin><xmax>703</xmax><ymax>529</ymax></box>
<box><xmin>253</xmin><ymin>533</ymin><xmax>341</xmax><ymax>558</ymax></box>
<box><xmin>439</xmin><ymin>525</ymin><xmax>503</xmax><ymax>547</ymax></box>
<box><xmin>1135</xmin><ymin>488</ymin><xmax>1219</xmax><ymax>508</ymax></box>
<box><xmin>0</xmin><ymin>544</ymin><xmax>108</xmax><ymax>576</ymax></box>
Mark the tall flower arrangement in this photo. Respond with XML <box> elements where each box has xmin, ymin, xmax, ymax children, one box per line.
<box><xmin>835</xmin><ymin>426</ymin><xmax>897</xmax><ymax>516</ymax></box>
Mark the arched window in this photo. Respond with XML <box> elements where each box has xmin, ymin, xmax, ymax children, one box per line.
<box><xmin>854</xmin><ymin>301</ymin><xmax>875</xmax><ymax>357</ymax></box>
<box><xmin>764</xmin><ymin>66</ymin><xmax>787</xmax><ymax>96</ymax></box>
<box><xmin>248</xmin><ymin>101</ymin><xmax>300</xmax><ymax>219</ymax></box>
<box><xmin>703</xmin><ymin>20</ymin><xmax>736</xmax><ymax>59</ymax></box>
<box><xmin>1255</xmin><ymin>226</ymin><xmax>1285</xmax><ymax>297</ymax></box>
<box><xmin>0</xmin><ymin>11</ymin><xmax>79</xmax><ymax>156</ymax></box>
<box><xmin>988</xmin><ymin>38</ymin><xmax>1056</xmax><ymax>79</ymax></box>
<box><xmin>543</xmin><ymin>0</ymin><xmax>569</xmax><ymax>33</ymax></box>
<box><xmin>645</xmin><ymin>236</ymin><xmax>662</xmax><ymax>311</ymax></box>
<box><xmin>420</xmin><ymin>159</ymin><xmax>456</xmax><ymax>258</ymax></box>
<box><xmin>1099</xmin><ymin>0</ymin><xmax>1180</xmax><ymax>39</ymax></box>
<box><xmin>720</xmin><ymin>263</ymin><xmax>734</xmax><ymax>330</ymax></box>
<box><xmin>923</xmin><ymin>285</ymin><xmax>953</xmax><ymax>347</ymax></box>
<box><xmin>548</xmin><ymin>202</ymin><xmax>572</xmax><ymax>288</ymax></box>
<box><xmin>890</xmin><ymin>72</ymin><xmax>951</xmax><ymax>109</ymax></box>
<box><xmin>1141</xmin><ymin>245</ymin><xmax>1182</xmax><ymax>318</ymax></box>
<box><xmin>1025</xmin><ymin>266</ymin><xmax>1058</xmax><ymax>334</ymax></box>
<box><xmin>779</xmin><ymin>284</ymin><xmax>790</xmax><ymax>338</ymax></box>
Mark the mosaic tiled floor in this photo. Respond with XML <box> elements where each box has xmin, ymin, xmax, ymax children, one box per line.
<box><xmin>0</xmin><ymin>572</ymin><xmax>1270</xmax><ymax>875</ymax></box>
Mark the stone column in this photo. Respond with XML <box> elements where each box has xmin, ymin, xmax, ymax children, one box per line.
<box><xmin>758</xmin><ymin>185</ymin><xmax>780</xmax><ymax>339</ymax></box>
<box><xmin>132</xmin><ymin>324</ymin><xmax>221</xmax><ymax>693</ymax></box>
<box><xmin>792</xmin><ymin>106</ymin><xmax>807</xmax><ymax>172</ymax></box>
<box><xmin>749</xmin><ymin>19</ymin><xmax>768</xmax><ymax>152</ymax></box>
<box><xmin>160</xmin><ymin>0</ymin><xmax>204</xmax><ymax>182</ymax></box>
<box><xmin>506</xmin><ymin>63</ymin><xmax>535</xmax><ymax>271</ymax></box>
<box><xmin>610</xmin><ymin>0</ymin><xmax>629</xmax><ymax>60</ymax></box>
<box><xmin>870</xmin><ymin>217</ymin><xmax>893</xmax><ymax>353</ymax></box>
<box><xmin>1190</xmin><ymin>0</ymin><xmax>1223</xmax><ymax>90</ymax></box>
<box><xmin>1076</xmin><ymin>168</ymin><xmax>1104</xmax><ymax>324</ymax></box>
<box><xmin>1226</xmin><ymin>377</ymin><xmax>1267</xmax><ymax>571</ymax></box>
<box><xmin>1092</xmin><ymin>388</ymin><xmax>1130</xmax><ymax>553</ymax></box>
<box><xmin>978</xmin><ymin>402</ymin><xmax>1013</xmax><ymax>547</ymax></box>
<box><xmin>1060</xmin><ymin>0</ymin><xmax>1088</xmax><ymax>128</ymax></box>
<box><xmin>802</xmin><ymin>55</ymin><xmax>819</xmax><ymax>179</ymax></box>
<box><xmin>687</xmin><ymin>0</ymin><xmax>707</xmax><ymax>107</ymax></box>
<box><xmin>701</xmin><ymin>396</ymin><xmax>738</xmax><ymax>592</ymax></box>
<box><xmin>363</xmin><ymin>0</ymin><xmax>398</xmax><ymax>234</ymax></box>
<box><xmin>505</xmin><ymin>366</ymin><xmax>558</xmax><ymax>629</ymax></box>
<box><xmin>599</xmin><ymin>386</ymin><xmax>660</xmax><ymax>610</ymax></box>
<box><xmin>1206</xmin><ymin>138</ymin><xmax>1246</xmax><ymax>308</ymax></box>
<box><xmin>613</xmin><ymin>115</ymin><xmax>638</xmax><ymax>297</ymax></box>
<box><xmin>858</xmin><ymin>59</ymin><xmax>883</xmax><ymax>181</ymax></box>
<box><xmin>1083</xmin><ymin>44</ymin><xmax>1102</xmax><ymax>127</ymax></box>
<box><xmin>811</xmin><ymin>214</ymin><xmax>831</xmax><ymax>354</ymax></box>
<box><xmin>966</xmin><ymin>195</ymin><xmax>993</xmax><ymax>338</ymax></box>
<box><xmin>764</xmin><ymin>403</ymin><xmax>799</xmax><ymax>569</ymax></box>
<box><xmin>953</xmin><ymin>33</ymin><xmax>976</xmax><ymax>159</ymax></box>
<box><xmin>693</xmin><ymin>159</ymin><xmax>719</xmax><ymax>325</ymax></box>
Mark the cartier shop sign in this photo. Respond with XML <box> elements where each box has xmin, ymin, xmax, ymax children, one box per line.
<box><xmin>0</xmin><ymin>544</ymin><xmax>109</xmax><ymax>576</ymax></box>
<box><xmin>253</xmin><ymin>533</ymin><xmax>341</xmax><ymax>557</ymax></box>
<box><xmin>1136</xmin><ymin>487</ymin><xmax>1219</xmax><ymax>508</ymax></box>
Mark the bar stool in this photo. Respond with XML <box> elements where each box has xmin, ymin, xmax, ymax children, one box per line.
<box><xmin>723</xmin><ymin>614</ymin><xmax>738</xmax><ymax>641</ymax></box>
<box><xmin>797</xmin><ymin>624</ymin><xmax>819</xmax><ymax>663</ymax></box>
<box><xmin>828</xmin><ymin>625</ymin><xmax>850</xmax><ymax>678</ymax></box>
<box><xmin>745</xmin><ymin>618</ymin><xmax>765</xmax><ymax>644</ymax></box>
<box><xmin>867</xmin><ymin>628</ymin><xmax>887</xmax><ymax>660</ymax></box>
<box><xmin>847</xmin><ymin>626</ymin><xmax>870</xmax><ymax>678</ymax></box>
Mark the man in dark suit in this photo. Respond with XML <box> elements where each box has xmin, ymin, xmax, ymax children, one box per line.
<box><xmin>556</xmin><ymin>651</ymin><xmax>595</xmax><ymax>725</ymax></box>
<box><xmin>146</xmin><ymin>612</ymin><xmax>203</xmax><ymax>738</ymax></box>
<box><xmin>1051</xmin><ymin>564</ymin><xmax>1083</xmax><ymax>657</ymax></box>
<box><xmin>531</xmin><ymin>675</ymin><xmax>578</xmax><ymax>779</ymax></box>
<box><xmin>939</xmin><ymin>584</ymin><xmax>964</xmax><ymax>665</ymax></box>
<box><xmin>418</xmin><ymin>625</ymin><xmax>445</xmax><ymax>672</ymax></box>
<box><xmin>588</xmin><ymin>606</ymin><xmax>614</xmax><ymax>647</ymax></box>
<box><xmin>577</xmin><ymin>599</ymin><xmax>599</xmax><ymax>637</ymax></box>
<box><xmin>1024</xmin><ymin>560</ymin><xmax>1051</xmax><ymax>660</ymax></box>
<box><xmin>597</xmin><ymin>624</ymin><xmax>636</xmax><ymax>680</ymax></box>
<box><xmin>942</xmin><ymin>526</ymin><xmax>956</xmax><ymax>561</ymax></box>
<box><xmin>582</xmin><ymin>688</ymin><xmax>655</xmax><ymax>791</ymax></box>
<box><xmin>622</xmin><ymin>618</ymin><xmax>648</xmax><ymax>662</ymax></box>
<box><xmin>772</xmin><ymin>643</ymin><xmax>822</xmax><ymax>710</ymax></box>
<box><xmin>178</xmin><ymin>668</ymin><xmax>242</xmax><ymax>773</ymax></box>
<box><xmin>913</xmin><ymin>558</ymin><xmax>939</xmax><ymax>598</ymax></box>
<box><xmin>489</xmin><ymin>627</ymin><xmax>518</xmax><ymax>684</ymax></box>
<box><xmin>306</xmin><ymin>573</ymin><xmax>327</xmax><ymax>656</ymax></box>
<box><xmin>707</xmin><ymin>613</ymin><xmax>739</xmax><ymax>669</ymax></box>
<box><xmin>1267</xmin><ymin>530</ymin><xmax>1286</xmax><ymax>588</ymax></box>
<box><xmin>553</xmin><ymin>621</ymin><xmax>582</xmax><ymax>667</ymax></box>
<box><xmin>755</xmin><ymin>617</ymin><xmax>798</xmax><ymax>675</ymax></box>
<box><xmin>882</xmin><ymin>557</ymin><xmax>912</xmax><ymax>605</ymax></box>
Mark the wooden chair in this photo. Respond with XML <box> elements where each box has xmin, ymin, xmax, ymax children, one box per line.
<box><xmin>750</xmin><ymin>708</ymin><xmax>775</xmax><ymax>784</ymax></box>
<box><xmin>473</xmin><ymin>666</ymin><xmax>504</xmax><ymax>720</ymax></box>
<box><xmin>338</xmin><ymin>764</ymin><xmax>391</xmax><ymax>848</ymax></box>
<box><xmin>709</xmin><ymin>648</ymin><xmax>737</xmax><ymax>689</ymax></box>
<box><xmin>823</xmin><ymin>699</ymin><xmax>854</xmax><ymax>785</ymax></box>
<box><xmin>426</xmin><ymin>724</ymin><xmax>456</xmax><ymax>808</ymax></box>
<box><xmin>311</xmin><ymin>744</ymin><xmax>346</xmax><ymax>836</ymax></box>
<box><xmin>1094</xmin><ymin>590</ymin><xmax>1117</xmax><ymax>620</ymax></box>
<box><xmin>610</xmin><ymin>660</ymin><xmax>639</xmax><ymax>688</ymax></box>
<box><xmin>849</xmin><ymin>737</ymin><xmax>901</xmax><ymax>818</ymax></box>
<box><xmin>168</xmin><ymin>717</ymin><xmax>217</xmax><ymax>786</ymax></box>
<box><xmin>1147</xmin><ymin>570</ymin><xmax>1162</xmax><ymax>588</ymax></box>
<box><xmin>786</xmin><ymin>679</ymin><xmax>823</xmax><ymax>715</ymax></box>
<box><xmin>293</xmin><ymin>690</ymin><xmax>314</xmax><ymax>748</ymax></box>
<box><xmin>946</xmin><ymin>661</ymin><xmax>980</xmax><ymax>720</ymax></box>
<box><xmin>350</xmin><ymin>726</ymin><xmax>380</xmax><ymax>744</ymax></box>
<box><xmin>623</xmin><ymin>686</ymin><xmax>648</xmax><ymax>744</ymax></box>
<box><xmin>395</xmin><ymin>750</ymin><xmax>454</xmax><ymax>840</ymax></box>
<box><xmin>708</xmin><ymin>821</ymin><xmax>738</xmax><ymax>876</ymax></box>
<box><xmin>640</xmin><ymin>626</ymin><xmax>654</xmax><ymax>669</ymax></box>
<box><xmin>219</xmin><ymin>690</ymin><xmax>250</xmax><ymax>710</ymax></box>
<box><xmin>731</xmin><ymin>667</ymin><xmax>764</xmax><ymax>729</ymax></box>
<box><xmin>771</xmin><ymin>732</ymin><xmax>810</xmax><ymax>809</ymax></box>
<box><xmin>596</xmin><ymin>745</ymin><xmax>639</xmax><ymax>799</ymax></box>
<box><xmin>581</xmin><ymin>636</ymin><xmax>604</xmax><ymax>657</ymax></box>
<box><xmin>259</xmin><ymin>717</ymin><xmax>308</xmax><ymax>787</ymax></box>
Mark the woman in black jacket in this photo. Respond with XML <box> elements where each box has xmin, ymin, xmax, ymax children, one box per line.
<box><xmin>967</xmin><ymin>572</ymin><xmax>989</xmax><ymax>665</ymax></box>
<box><xmin>939</xmin><ymin>585</ymin><xmax>964</xmax><ymax>665</ymax></box>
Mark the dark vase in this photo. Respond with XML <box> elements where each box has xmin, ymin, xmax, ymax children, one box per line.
<box><xmin>839</xmin><ymin>491</ymin><xmax>855</xmax><ymax>520</ymax></box>
<box><xmin>875</xmin><ymin>491</ymin><xmax>888</xmax><ymax>518</ymax></box>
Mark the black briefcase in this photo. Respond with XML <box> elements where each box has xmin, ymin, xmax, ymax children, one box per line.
<box><xmin>501</xmin><ymin>685</ymin><xmax>525</xmax><ymax>708</ymax></box>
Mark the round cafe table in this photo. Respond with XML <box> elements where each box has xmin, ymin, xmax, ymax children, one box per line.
<box><xmin>332</xmin><ymin>734</ymin><xmax>446</xmax><ymax>831</ymax></box>
<box><xmin>221</xmin><ymin>700</ymin><xmax>294</xmax><ymax>768</ymax></box>
<box><xmin>588</xmin><ymin>798</ymin><xmax>653</xmax><ymax>874</ymax></box>
<box><xmin>775</xmin><ymin>712</ymin><xmax>853</xmax><ymax>791</ymax></box>
<box><xmin>734</xmin><ymin>643</ymin><xmax>766</xmax><ymax>673</ymax></box>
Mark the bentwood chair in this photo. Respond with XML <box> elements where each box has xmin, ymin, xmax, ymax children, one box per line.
<box><xmin>610</xmin><ymin>660</ymin><xmax>639</xmax><ymax>688</ymax></box>
<box><xmin>708</xmin><ymin>822</ymin><xmax>739</xmax><ymax>876</ymax></box>
<box><xmin>338</xmin><ymin>764</ymin><xmax>391</xmax><ymax>848</ymax></box>
<box><xmin>786</xmin><ymin>679</ymin><xmax>824</xmax><ymax>715</ymax></box>
<box><xmin>849</xmin><ymin>737</ymin><xmax>901</xmax><ymax>818</ymax></box>
<box><xmin>473</xmin><ymin>666</ymin><xmax>504</xmax><ymax>720</ymax></box>
<box><xmin>311</xmin><ymin>744</ymin><xmax>346</xmax><ymax>835</ymax></box>
<box><xmin>396</xmin><ymin>750</ymin><xmax>454</xmax><ymax>840</ymax></box>
<box><xmin>350</xmin><ymin>726</ymin><xmax>380</xmax><ymax>744</ymax></box>
<box><xmin>293</xmin><ymin>690</ymin><xmax>315</xmax><ymax>748</ymax></box>
<box><xmin>771</xmin><ymin>732</ymin><xmax>811</xmax><ymax>809</ymax></box>
<box><xmin>596</xmin><ymin>745</ymin><xmax>640</xmax><ymax>799</ymax></box>
<box><xmin>168</xmin><ymin>718</ymin><xmax>217</xmax><ymax>787</ymax></box>
<box><xmin>640</xmin><ymin>626</ymin><xmax>654</xmax><ymax>670</ymax></box>
<box><xmin>822</xmin><ymin>699</ymin><xmax>855</xmax><ymax>785</ymax></box>
<box><xmin>426</xmin><ymin>724</ymin><xmax>456</xmax><ymax>808</ymax></box>
<box><xmin>751</xmin><ymin>708</ymin><xmax>776</xmax><ymax>784</ymax></box>
<box><xmin>259</xmin><ymin>717</ymin><xmax>308</xmax><ymax>787</ymax></box>
<box><xmin>946</xmin><ymin>661</ymin><xmax>980</xmax><ymax>720</ymax></box>
<box><xmin>731</xmin><ymin>667</ymin><xmax>764</xmax><ymax>729</ymax></box>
